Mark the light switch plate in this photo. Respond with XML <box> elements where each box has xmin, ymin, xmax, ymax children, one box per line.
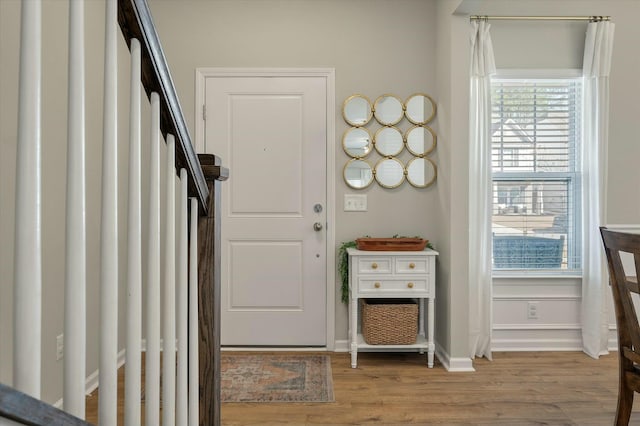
<box><xmin>344</xmin><ymin>194</ymin><xmax>367</xmax><ymax>211</ymax></box>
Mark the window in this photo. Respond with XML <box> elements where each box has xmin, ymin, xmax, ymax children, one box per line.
<box><xmin>491</xmin><ymin>75</ymin><xmax>582</xmax><ymax>272</ymax></box>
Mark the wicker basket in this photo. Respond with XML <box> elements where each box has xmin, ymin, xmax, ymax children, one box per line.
<box><xmin>361</xmin><ymin>299</ymin><xmax>418</xmax><ymax>345</ymax></box>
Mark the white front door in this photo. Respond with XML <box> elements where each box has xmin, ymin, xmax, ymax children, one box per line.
<box><xmin>204</xmin><ymin>73</ymin><xmax>328</xmax><ymax>346</ymax></box>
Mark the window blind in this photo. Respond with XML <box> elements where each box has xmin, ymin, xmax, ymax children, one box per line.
<box><xmin>491</xmin><ymin>78</ymin><xmax>582</xmax><ymax>271</ymax></box>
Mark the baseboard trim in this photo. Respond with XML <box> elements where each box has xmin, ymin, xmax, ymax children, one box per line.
<box><xmin>493</xmin><ymin>323</ymin><xmax>581</xmax><ymax>331</ymax></box>
<box><xmin>333</xmin><ymin>340</ymin><xmax>349</xmax><ymax>352</ymax></box>
<box><xmin>53</xmin><ymin>348</ymin><xmax>126</xmax><ymax>409</ymax></box>
<box><xmin>435</xmin><ymin>343</ymin><xmax>475</xmax><ymax>372</ymax></box>
<box><xmin>221</xmin><ymin>346</ymin><xmax>329</xmax><ymax>352</ymax></box>
<box><xmin>491</xmin><ymin>323</ymin><xmax>618</xmax><ymax>352</ymax></box>
<box><xmin>336</xmin><ymin>339</ymin><xmax>474</xmax><ymax>371</ymax></box>
<box><xmin>492</xmin><ymin>338</ymin><xmax>582</xmax><ymax>351</ymax></box>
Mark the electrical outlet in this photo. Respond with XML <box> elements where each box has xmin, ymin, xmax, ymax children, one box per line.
<box><xmin>344</xmin><ymin>194</ymin><xmax>367</xmax><ymax>211</ymax></box>
<box><xmin>527</xmin><ymin>301</ymin><xmax>539</xmax><ymax>320</ymax></box>
<box><xmin>56</xmin><ymin>334</ymin><xmax>64</xmax><ymax>361</ymax></box>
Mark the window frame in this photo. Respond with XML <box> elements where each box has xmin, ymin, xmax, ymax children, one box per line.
<box><xmin>490</xmin><ymin>69</ymin><xmax>583</xmax><ymax>277</ymax></box>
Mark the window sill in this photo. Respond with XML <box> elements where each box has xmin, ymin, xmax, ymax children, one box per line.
<box><xmin>492</xmin><ymin>271</ymin><xmax>582</xmax><ymax>280</ymax></box>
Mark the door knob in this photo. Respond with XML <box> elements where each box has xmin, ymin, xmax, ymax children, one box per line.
<box><xmin>313</xmin><ymin>222</ymin><xmax>323</xmax><ymax>231</ymax></box>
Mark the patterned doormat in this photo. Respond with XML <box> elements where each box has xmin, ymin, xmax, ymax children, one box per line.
<box><xmin>221</xmin><ymin>354</ymin><xmax>335</xmax><ymax>403</ymax></box>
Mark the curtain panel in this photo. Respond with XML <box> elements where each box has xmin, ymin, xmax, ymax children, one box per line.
<box><xmin>468</xmin><ymin>20</ymin><xmax>495</xmax><ymax>360</ymax></box>
<box><xmin>581</xmin><ymin>20</ymin><xmax>615</xmax><ymax>359</ymax></box>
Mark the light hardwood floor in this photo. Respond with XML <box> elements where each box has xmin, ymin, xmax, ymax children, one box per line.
<box><xmin>87</xmin><ymin>351</ymin><xmax>639</xmax><ymax>425</ymax></box>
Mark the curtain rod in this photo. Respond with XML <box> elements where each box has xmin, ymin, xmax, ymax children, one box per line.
<box><xmin>470</xmin><ymin>15</ymin><xmax>610</xmax><ymax>22</ymax></box>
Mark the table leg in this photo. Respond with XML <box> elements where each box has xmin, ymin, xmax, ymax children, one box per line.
<box><xmin>428</xmin><ymin>297</ymin><xmax>435</xmax><ymax>368</ymax></box>
<box><xmin>350</xmin><ymin>296</ymin><xmax>358</xmax><ymax>368</ymax></box>
<box><xmin>419</xmin><ymin>298</ymin><xmax>425</xmax><ymax>355</ymax></box>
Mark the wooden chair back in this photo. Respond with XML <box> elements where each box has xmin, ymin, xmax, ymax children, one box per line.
<box><xmin>600</xmin><ymin>226</ymin><xmax>640</xmax><ymax>425</ymax></box>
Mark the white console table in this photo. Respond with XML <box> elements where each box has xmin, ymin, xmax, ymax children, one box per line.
<box><xmin>347</xmin><ymin>248</ymin><xmax>438</xmax><ymax>368</ymax></box>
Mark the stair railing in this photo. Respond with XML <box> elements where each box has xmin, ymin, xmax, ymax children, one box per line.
<box><xmin>2</xmin><ymin>0</ymin><xmax>226</xmax><ymax>425</ymax></box>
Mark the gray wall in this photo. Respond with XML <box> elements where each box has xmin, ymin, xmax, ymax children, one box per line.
<box><xmin>145</xmin><ymin>0</ymin><xmax>445</xmax><ymax>348</ymax></box>
<box><xmin>433</xmin><ymin>0</ymin><xmax>472</xmax><ymax>362</ymax></box>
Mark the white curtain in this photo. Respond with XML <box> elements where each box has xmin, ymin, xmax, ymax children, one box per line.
<box><xmin>581</xmin><ymin>20</ymin><xmax>615</xmax><ymax>359</ymax></box>
<box><xmin>468</xmin><ymin>20</ymin><xmax>495</xmax><ymax>360</ymax></box>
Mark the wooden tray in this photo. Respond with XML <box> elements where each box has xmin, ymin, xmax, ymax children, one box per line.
<box><xmin>355</xmin><ymin>238</ymin><xmax>427</xmax><ymax>251</ymax></box>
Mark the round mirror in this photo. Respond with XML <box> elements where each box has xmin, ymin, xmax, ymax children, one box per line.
<box><xmin>342</xmin><ymin>94</ymin><xmax>373</xmax><ymax>127</ymax></box>
<box><xmin>374</xmin><ymin>157</ymin><xmax>405</xmax><ymax>189</ymax></box>
<box><xmin>405</xmin><ymin>125</ymin><xmax>436</xmax><ymax>156</ymax></box>
<box><xmin>406</xmin><ymin>157</ymin><xmax>437</xmax><ymax>188</ymax></box>
<box><xmin>343</xmin><ymin>159</ymin><xmax>374</xmax><ymax>189</ymax></box>
<box><xmin>373</xmin><ymin>94</ymin><xmax>404</xmax><ymax>126</ymax></box>
<box><xmin>405</xmin><ymin>93</ymin><xmax>436</xmax><ymax>125</ymax></box>
<box><xmin>342</xmin><ymin>127</ymin><xmax>372</xmax><ymax>158</ymax></box>
<box><xmin>374</xmin><ymin>126</ymin><xmax>404</xmax><ymax>157</ymax></box>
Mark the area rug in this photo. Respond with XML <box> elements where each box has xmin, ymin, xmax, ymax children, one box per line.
<box><xmin>221</xmin><ymin>354</ymin><xmax>335</xmax><ymax>403</ymax></box>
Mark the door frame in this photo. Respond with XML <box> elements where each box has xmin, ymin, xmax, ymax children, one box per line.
<box><xmin>194</xmin><ymin>68</ymin><xmax>336</xmax><ymax>350</ymax></box>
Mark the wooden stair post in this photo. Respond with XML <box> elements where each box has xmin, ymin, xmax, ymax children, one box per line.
<box><xmin>197</xmin><ymin>154</ymin><xmax>228</xmax><ymax>426</ymax></box>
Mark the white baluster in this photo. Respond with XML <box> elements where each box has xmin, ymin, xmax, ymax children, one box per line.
<box><xmin>99</xmin><ymin>0</ymin><xmax>118</xmax><ymax>423</ymax></box>
<box><xmin>163</xmin><ymin>135</ymin><xmax>177</xmax><ymax>426</ymax></box>
<box><xmin>64</xmin><ymin>0</ymin><xmax>86</xmax><ymax>417</ymax></box>
<box><xmin>13</xmin><ymin>0</ymin><xmax>41</xmax><ymax>399</ymax></box>
<box><xmin>188</xmin><ymin>197</ymin><xmax>199</xmax><ymax>426</ymax></box>
<box><xmin>146</xmin><ymin>92</ymin><xmax>161</xmax><ymax>426</ymax></box>
<box><xmin>125</xmin><ymin>38</ymin><xmax>142</xmax><ymax>426</ymax></box>
<box><xmin>176</xmin><ymin>169</ymin><xmax>188</xmax><ymax>426</ymax></box>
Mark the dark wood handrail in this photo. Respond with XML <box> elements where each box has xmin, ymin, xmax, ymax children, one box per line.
<box><xmin>117</xmin><ymin>0</ymin><xmax>209</xmax><ymax>213</ymax></box>
<box><xmin>0</xmin><ymin>383</ymin><xmax>92</xmax><ymax>426</ymax></box>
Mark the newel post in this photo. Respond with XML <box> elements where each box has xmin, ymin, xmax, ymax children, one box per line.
<box><xmin>197</xmin><ymin>154</ymin><xmax>228</xmax><ymax>426</ymax></box>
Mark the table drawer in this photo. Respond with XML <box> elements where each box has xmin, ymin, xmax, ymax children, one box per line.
<box><xmin>395</xmin><ymin>257</ymin><xmax>429</xmax><ymax>274</ymax></box>
<box><xmin>358</xmin><ymin>279</ymin><xmax>428</xmax><ymax>294</ymax></box>
<box><xmin>357</xmin><ymin>257</ymin><xmax>392</xmax><ymax>274</ymax></box>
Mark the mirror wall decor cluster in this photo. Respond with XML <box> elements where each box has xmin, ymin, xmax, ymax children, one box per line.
<box><xmin>342</xmin><ymin>93</ymin><xmax>438</xmax><ymax>189</ymax></box>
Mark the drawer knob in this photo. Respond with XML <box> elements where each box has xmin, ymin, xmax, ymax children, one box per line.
<box><xmin>409</xmin><ymin>263</ymin><xmax>415</xmax><ymax>269</ymax></box>
<box><xmin>371</xmin><ymin>262</ymin><xmax>378</xmax><ymax>269</ymax></box>
<box><xmin>374</xmin><ymin>282</ymin><xmax>381</xmax><ymax>288</ymax></box>
<box><xmin>407</xmin><ymin>282</ymin><xmax>414</xmax><ymax>288</ymax></box>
